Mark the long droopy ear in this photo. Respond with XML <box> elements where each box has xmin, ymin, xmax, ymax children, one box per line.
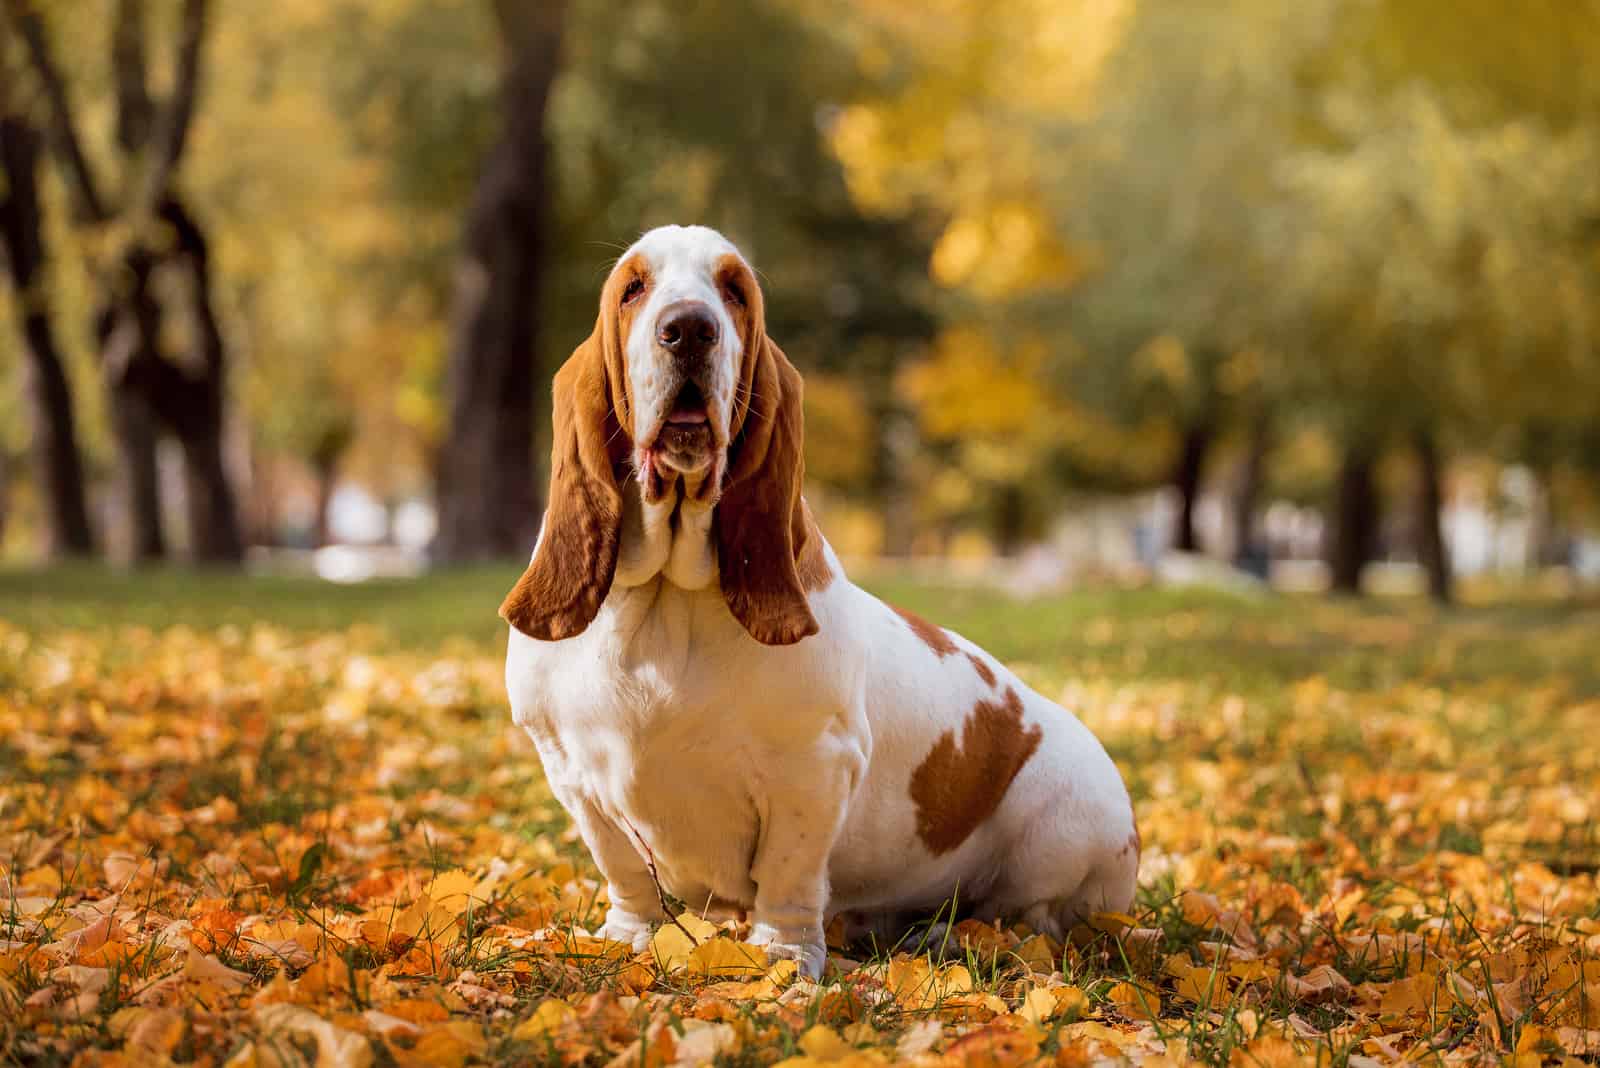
<box><xmin>500</xmin><ymin>329</ymin><xmax>624</xmax><ymax>641</ymax></box>
<box><xmin>714</xmin><ymin>336</ymin><xmax>820</xmax><ymax>646</ymax></box>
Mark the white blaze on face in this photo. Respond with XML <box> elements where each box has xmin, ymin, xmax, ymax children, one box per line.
<box><xmin>621</xmin><ymin>225</ymin><xmax>745</xmax><ymax>450</ymax></box>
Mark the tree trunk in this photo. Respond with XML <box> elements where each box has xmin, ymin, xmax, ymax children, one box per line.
<box><xmin>1170</xmin><ymin>421</ymin><xmax>1213</xmax><ymax>553</ymax></box>
<box><xmin>1329</xmin><ymin>443</ymin><xmax>1378</xmax><ymax>595</ymax></box>
<box><xmin>158</xmin><ymin>198</ymin><xmax>243</xmax><ymax>563</ymax></box>
<box><xmin>433</xmin><ymin>0</ymin><xmax>567</xmax><ymax>563</ymax></box>
<box><xmin>993</xmin><ymin>484</ymin><xmax>1026</xmax><ymax>555</ymax></box>
<box><xmin>1231</xmin><ymin>412</ymin><xmax>1270</xmax><ymax>570</ymax></box>
<box><xmin>97</xmin><ymin>253</ymin><xmax>170</xmax><ymax>562</ymax></box>
<box><xmin>0</xmin><ymin>115</ymin><xmax>97</xmax><ymax>558</ymax></box>
<box><xmin>312</xmin><ymin>451</ymin><xmax>338</xmax><ymax>548</ymax></box>
<box><xmin>111</xmin><ymin>391</ymin><xmax>167</xmax><ymax>561</ymax></box>
<box><xmin>177</xmin><ymin>427</ymin><xmax>241</xmax><ymax>562</ymax></box>
<box><xmin>1414</xmin><ymin>426</ymin><xmax>1452</xmax><ymax>605</ymax></box>
<box><xmin>865</xmin><ymin>349</ymin><xmax>915</xmax><ymax>556</ymax></box>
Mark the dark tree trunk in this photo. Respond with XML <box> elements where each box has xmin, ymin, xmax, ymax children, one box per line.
<box><xmin>155</xmin><ymin>198</ymin><xmax>243</xmax><ymax>563</ymax></box>
<box><xmin>1231</xmin><ymin>412</ymin><xmax>1270</xmax><ymax>569</ymax></box>
<box><xmin>112</xmin><ymin>392</ymin><xmax>167</xmax><ymax>561</ymax></box>
<box><xmin>97</xmin><ymin>254</ymin><xmax>169</xmax><ymax>562</ymax></box>
<box><xmin>1414</xmin><ymin>426</ymin><xmax>1452</xmax><ymax>605</ymax></box>
<box><xmin>433</xmin><ymin>1</ymin><xmax>567</xmax><ymax>563</ymax></box>
<box><xmin>312</xmin><ymin>453</ymin><xmax>338</xmax><ymax>549</ymax></box>
<box><xmin>993</xmin><ymin>484</ymin><xmax>1026</xmax><ymax>555</ymax></box>
<box><xmin>865</xmin><ymin>351</ymin><xmax>915</xmax><ymax>556</ymax></box>
<box><xmin>1329</xmin><ymin>443</ymin><xmax>1378</xmax><ymax>595</ymax></box>
<box><xmin>0</xmin><ymin>114</ymin><xmax>96</xmax><ymax>557</ymax></box>
<box><xmin>1170</xmin><ymin>421</ymin><xmax>1214</xmax><ymax>553</ymax></box>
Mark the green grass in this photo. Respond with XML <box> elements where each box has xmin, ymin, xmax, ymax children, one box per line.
<box><xmin>0</xmin><ymin>562</ymin><xmax>521</xmax><ymax>650</ymax></box>
<box><xmin>7</xmin><ymin>562</ymin><xmax>1596</xmax><ymax>699</ymax></box>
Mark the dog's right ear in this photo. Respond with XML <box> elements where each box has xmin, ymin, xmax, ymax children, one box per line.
<box><xmin>500</xmin><ymin>328</ymin><xmax>625</xmax><ymax>641</ymax></box>
<box><xmin>714</xmin><ymin>334</ymin><xmax>820</xmax><ymax>647</ymax></box>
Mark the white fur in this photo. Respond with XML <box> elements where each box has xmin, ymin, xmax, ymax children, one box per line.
<box><xmin>507</xmin><ymin>227</ymin><xmax>1137</xmax><ymax>977</ymax></box>
<box><xmin>623</xmin><ymin>225</ymin><xmax>742</xmax><ymax>452</ymax></box>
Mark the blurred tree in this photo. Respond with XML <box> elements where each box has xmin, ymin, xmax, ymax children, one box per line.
<box><xmin>433</xmin><ymin>0</ymin><xmax>565</xmax><ymax>563</ymax></box>
<box><xmin>1051</xmin><ymin>0</ymin><xmax>1340</xmax><ymax>555</ymax></box>
<box><xmin>553</xmin><ymin>0</ymin><xmax>935</xmax><ymax>548</ymax></box>
<box><xmin>4</xmin><ymin>0</ymin><xmax>243</xmax><ymax>562</ymax></box>
<box><xmin>1272</xmin><ymin>0</ymin><xmax>1600</xmax><ymax>599</ymax></box>
<box><xmin>829</xmin><ymin>0</ymin><xmax>1132</xmax><ymax>548</ymax></box>
<box><xmin>356</xmin><ymin>0</ymin><xmax>933</xmax><ymax>558</ymax></box>
<box><xmin>0</xmin><ymin>76</ymin><xmax>96</xmax><ymax>557</ymax></box>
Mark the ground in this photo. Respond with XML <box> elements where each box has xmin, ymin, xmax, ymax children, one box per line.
<box><xmin>2</xmin><ymin>566</ymin><xmax>1598</xmax><ymax>1067</ymax></box>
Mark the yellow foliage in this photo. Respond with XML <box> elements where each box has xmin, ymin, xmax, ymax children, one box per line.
<box><xmin>900</xmin><ymin>328</ymin><xmax>1052</xmax><ymax>441</ymax></box>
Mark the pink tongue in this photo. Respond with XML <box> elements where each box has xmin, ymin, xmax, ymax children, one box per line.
<box><xmin>667</xmin><ymin>407</ymin><xmax>708</xmax><ymax>425</ymax></box>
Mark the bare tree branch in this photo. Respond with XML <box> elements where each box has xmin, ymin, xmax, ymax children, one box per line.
<box><xmin>112</xmin><ymin>0</ymin><xmax>153</xmax><ymax>154</ymax></box>
<box><xmin>0</xmin><ymin>0</ymin><xmax>108</xmax><ymax>223</ymax></box>
<box><xmin>137</xmin><ymin>0</ymin><xmax>208</xmax><ymax>215</ymax></box>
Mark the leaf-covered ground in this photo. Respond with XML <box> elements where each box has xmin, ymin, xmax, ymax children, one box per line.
<box><xmin>3</xmin><ymin>568</ymin><xmax>1599</xmax><ymax>1067</ymax></box>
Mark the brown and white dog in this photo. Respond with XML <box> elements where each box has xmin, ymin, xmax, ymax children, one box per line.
<box><xmin>502</xmin><ymin>225</ymin><xmax>1137</xmax><ymax>977</ymax></box>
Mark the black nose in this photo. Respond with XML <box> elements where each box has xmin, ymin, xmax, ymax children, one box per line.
<box><xmin>656</xmin><ymin>302</ymin><xmax>719</xmax><ymax>365</ymax></box>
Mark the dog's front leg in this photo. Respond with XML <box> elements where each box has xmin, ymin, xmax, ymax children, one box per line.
<box><xmin>746</xmin><ymin>758</ymin><xmax>856</xmax><ymax>979</ymax></box>
<box><xmin>568</xmin><ymin>797</ymin><xmax>667</xmax><ymax>950</ymax></box>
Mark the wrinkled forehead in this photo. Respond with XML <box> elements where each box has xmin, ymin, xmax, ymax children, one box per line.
<box><xmin>622</xmin><ymin>225</ymin><xmax>745</xmax><ymax>291</ymax></box>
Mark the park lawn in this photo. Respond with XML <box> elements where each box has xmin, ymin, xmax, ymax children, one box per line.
<box><xmin>2</xmin><ymin>566</ymin><xmax>1599</xmax><ymax>1066</ymax></box>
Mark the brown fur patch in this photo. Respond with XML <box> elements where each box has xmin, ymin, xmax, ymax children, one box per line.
<box><xmin>893</xmin><ymin>605</ymin><xmax>957</xmax><ymax>657</ymax></box>
<box><xmin>499</xmin><ymin>323</ymin><xmax>626</xmax><ymax>641</ymax></box>
<box><xmin>910</xmin><ymin>687</ymin><xmax>1043</xmax><ymax>855</ymax></box>
<box><xmin>965</xmin><ymin>651</ymin><xmax>996</xmax><ymax>687</ymax></box>
<box><xmin>715</xmin><ymin>336</ymin><xmax>819</xmax><ymax>646</ymax></box>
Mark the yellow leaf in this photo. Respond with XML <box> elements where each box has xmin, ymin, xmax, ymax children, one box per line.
<box><xmin>799</xmin><ymin>1024</ymin><xmax>853</xmax><ymax>1061</ymax></box>
<box><xmin>423</xmin><ymin>869</ymin><xmax>482</xmax><ymax>914</ymax></box>
<box><xmin>253</xmin><ymin>1003</ymin><xmax>372</xmax><ymax>1068</ymax></box>
<box><xmin>688</xmin><ymin>937</ymin><xmax>769</xmax><ymax>978</ymax></box>
<box><xmin>1282</xmin><ymin>964</ymin><xmax>1352</xmax><ymax>1004</ymax></box>
<box><xmin>1013</xmin><ymin>935</ymin><xmax>1060</xmax><ymax>974</ymax></box>
<box><xmin>1053</xmin><ymin>986</ymin><xmax>1090</xmax><ymax>1018</ymax></box>
<box><xmin>401</xmin><ymin>1023</ymin><xmax>484</xmax><ymax>1068</ymax></box>
<box><xmin>945</xmin><ymin>1022</ymin><xmax>1041</xmax><ymax>1067</ymax></box>
<box><xmin>512</xmin><ymin>999</ymin><xmax>575</xmax><ymax>1041</ymax></box>
<box><xmin>1018</xmin><ymin>985</ymin><xmax>1057</xmax><ymax>1026</ymax></box>
<box><xmin>648</xmin><ymin>914</ymin><xmax>719</xmax><ymax>972</ymax></box>
<box><xmin>1107</xmin><ymin>980</ymin><xmax>1160</xmax><ymax>1021</ymax></box>
<box><xmin>1174</xmin><ymin>967</ymin><xmax>1228</xmax><ymax>1009</ymax></box>
<box><xmin>1088</xmin><ymin>911</ymin><xmax>1138</xmax><ymax>935</ymax></box>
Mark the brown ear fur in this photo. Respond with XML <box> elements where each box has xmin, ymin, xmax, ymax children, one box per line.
<box><xmin>715</xmin><ymin>336</ymin><xmax>820</xmax><ymax>646</ymax></box>
<box><xmin>499</xmin><ymin>329</ymin><xmax>624</xmax><ymax>641</ymax></box>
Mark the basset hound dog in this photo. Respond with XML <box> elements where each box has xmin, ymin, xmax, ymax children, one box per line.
<box><xmin>502</xmin><ymin>225</ymin><xmax>1138</xmax><ymax>977</ymax></box>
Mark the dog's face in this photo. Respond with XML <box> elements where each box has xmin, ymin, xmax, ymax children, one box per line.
<box><xmin>610</xmin><ymin>225</ymin><xmax>761</xmax><ymax>504</ymax></box>
<box><xmin>500</xmin><ymin>225</ymin><xmax>819</xmax><ymax>647</ymax></box>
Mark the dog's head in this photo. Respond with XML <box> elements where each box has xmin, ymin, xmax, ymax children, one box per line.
<box><xmin>499</xmin><ymin>225</ymin><xmax>818</xmax><ymax>646</ymax></box>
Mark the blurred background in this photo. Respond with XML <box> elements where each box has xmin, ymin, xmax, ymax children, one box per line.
<box><xmin>3</xmin><ymin>0</ymin><xmax>1598</xmax><ymax>603</ymax></box>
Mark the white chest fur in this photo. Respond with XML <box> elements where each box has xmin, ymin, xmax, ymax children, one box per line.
<box><xmin>506</xmin><ymin>574</ymin><xmax>867</xmax><ymax>920</ymax></box>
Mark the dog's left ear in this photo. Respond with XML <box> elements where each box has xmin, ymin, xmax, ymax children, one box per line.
<box><xmin>500</xmin><ymin>326</ymin><xmax>625</xmax><ymax>641</ymax></box>
<box><xmin>714</xmin><ymin>335</ymin><xmax>819</xmax><ymax>646</ymax></box>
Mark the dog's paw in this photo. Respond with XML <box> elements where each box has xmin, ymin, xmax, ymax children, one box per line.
<box><xmin>594</xmin><ymin>907</ymin><xmax>655</xmax><ymax>952</ymax></box>
<box><xmin>748</xmin><ymin>922</ymin><xmax>825</xmax><ymax>979</ymax></box>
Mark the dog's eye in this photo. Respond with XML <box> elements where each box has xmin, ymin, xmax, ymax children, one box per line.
<box><xmin>722</xmin><ymin>281</ymin><xmax>746</xmax><ymax>307</ymax></box>
<box><xmin>622</xmin><ymin>278</ymin><xmax>646</xmax><ymax>305</ymax></box>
